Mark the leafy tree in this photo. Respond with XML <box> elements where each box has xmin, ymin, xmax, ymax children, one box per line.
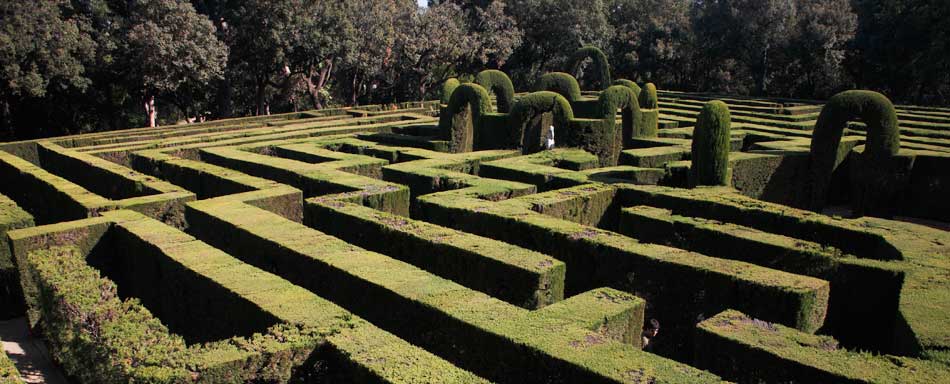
<box><xmin>605</xmin><ymin>0</ymin><xmax>695</xmax><ymax>88</ymax></box>
<box><xmin>395</xmin><ymin>2</ymin><xmax>472</xmax><ymax>100</ymax></box>
<box><xmin>504</xmin><ymin>0</ymin><xmax>613</xmax><ymax>88</ymax></box>
<box><xmin>0</xmin><ymin>0</ymin><xmax>96</xmax><ymax>137</ymax></box>
<box><xmin>121</xmin><ymin>0</ymin><xmax>227</xmax><ymax>126</ymax></box>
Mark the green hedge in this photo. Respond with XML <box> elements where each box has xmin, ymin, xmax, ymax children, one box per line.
<box><xmin>0</xmin><ymin>340</ymin><xmax>19</xmax><ymax>384</ymax></box>
<box><xmin>809</xmin><ymin>90</ymin><xmax>903</xmax><ymax>216</ymax></box>
<box><xmin>0</xmin><ymin>193</ymin><xmax>33</xmax><ymax>319</ymax></box>
<box><xmin>568</xmin><ymin>46</ymin><xmax>611</xmax><ymax>90</ymax></box>
<box><xmin>613</xmin><ymin>79</ymin><xmax>641</xmax><ymax>96</ymax></box>
<box><xmin>695</xmin><ymin>310</ymin><xmax>948</xmax><ymax>383</ymax></box>
<box><xmin>536</xmin><ymin>72</ymin><xmax>581</xmax><ymax>102</ymax></box>
<box><xmin>690</xmin><ymin>100</ymin><xmax>732</xmax><ymax>186</ymax></box>
<box><xmin>641</xmin><ymin>83</ymin><xmax>658</xmax><ymax>109</ymax></box>
<box><xmin>475</xmin><ymin>70</ymin><xmax>515</xmax><ymax>113</ymax></box>
<box><xmin>438</xmin><ymin>83</ymin><xmax>493</xmax><ymax>153</ymax></box>
<box><xmin>440</xmin><ymin>78</ymin><xmax>460</xmax><ymax>104</ymax></box>
<box><xmin>507</xmin><ymin>91</ymin><xmax>575</xmax><ymax>152</ymax></box>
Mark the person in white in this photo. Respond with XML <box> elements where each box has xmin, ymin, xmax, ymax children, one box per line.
<box><xmin>545</xmin><ymin>125</ymin><xmax>555</xmax><ymax>150</ymax></box>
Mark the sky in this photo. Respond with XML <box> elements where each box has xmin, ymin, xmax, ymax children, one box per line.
<box><xmin>417</xmin><ymin>0</ymin><xmax>427</xmax><ymax>7</ymax></box>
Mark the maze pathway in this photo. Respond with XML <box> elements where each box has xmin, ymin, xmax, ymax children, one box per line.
<box><xmin>0</xmin><ymin>98</ymin><xmax>947</xmax><ymax>383</ymax></box>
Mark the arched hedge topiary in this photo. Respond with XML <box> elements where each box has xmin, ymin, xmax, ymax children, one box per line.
<box><xmin>507</xmin><ymin>91</ymin><xmax>575</xmax><ymax>152</ymax></box>
<box><xmin>568</xmin><ymin>46</ymin><xmax>612</xmax><ymax>90</ymax></box>
<box><xmin>599</xmin><ymin>85</ymin><xmax>642</xmax><ymax>161</ymax></box>
<box><xmin>439</xmin><ymin>83</ymin><xmax>492</xmax><ymax>153</ymax></box>
<box><xmin>536</xmin><ymin>72</ymin><xmax>582</xmax><ymax>102</ymax></box>
<box><xmin>440</xmin><ymin>78</ymin><xmax>460</xmax><ymax>105</ymax></box>
<box><xmin>808</xmin><ymin>90</ymin><xmax>901</xmax><ymax>212</ymax></box>
<box><xmin>690</xmin><ymin>100</ymin><xmax>732</xmax><ymax>186</ymax></box>
<box><xmin>613</xmin><ymin>79</ymin><xmax>641</xmax><ymax>97</ymax></box>
<box><xmin>475</xmin><ymin>70</ymin><xmax>515</xmax><ymax>113</ymax></box>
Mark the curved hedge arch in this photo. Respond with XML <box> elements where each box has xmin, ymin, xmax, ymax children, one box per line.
<box><xmin>568</xmin><ymin>46</ymin><xmax>611</xmax><ymax>90</ymax></box>
<box><xmin>690</xmin><ymin>100</ymin><xmax>732</xmax><ymax>186</ymax></box>
<box><xmin>808</xmin><ymin>90</ymin><xmax>901</xmax><ymax>211</ymax></box>
<box><xmin>475</xmin><ymin>70</ymin><xmax>515</xmax><ymax>113</ymax></box>
<box><xmin>613</xmin><ymin>79</ymin><xmax>641</xmax><ymax>97</ymax></box>
<box><xmin>599</xmin><ymin>85</ymin><xmax>642</xmax><ymax>156</ymax></box>
<box><xmin>536</xmin><ymin>72</ymin><xmax>582</xmax><ymax>102</ymax></box>
<box><xmin>441</xmin><ymin>78</ymin><xmax>461</xmax><ymax>104</ymax></box>
<box><xmin>507</xmin><ymin>91</ymin><xmax>575</xmax><ymax>152</ymax></box>
<box><xmin>439</xmin><ymin>83</ymin><xmax>492</xmax><ymax>153</ymax></box>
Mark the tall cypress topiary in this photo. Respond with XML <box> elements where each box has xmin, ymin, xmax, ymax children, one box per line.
<box><xmin>640</xmin><ymin>83</ymin><xmax>658</xmax><ymax>109</ymax></box>
<box><xmin>536</xmin><ymin>72</ymin><xmax>582</xmax><ymax>102</ymax></box>
<box><xmin>809</xmin><ymin>90</ymin><xmax>901</xmax><ymax>214</ymax></box>
<box><xmin>568</xmin><ymin>46</ymin><xmax>612</xmax><ymax>90</ymax></box>
<box><xmin>475</xmin><ymin>70</ymin><xmax>515</xmax><ymax>113</ymax></box>
<box><xmin>440</xmin><ymin>78</ymin><xmax>460</xmax><ymax>105</ymax></box>
<box><xmin>690</xmin><ymin>100</ymin><xmax>732</xmax><ymax>186</ymax></box>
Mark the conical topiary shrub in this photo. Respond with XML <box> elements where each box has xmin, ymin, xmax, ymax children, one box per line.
<box><xmin>690</xmin><ymin>100</ymin><xmax>731</xmax><ymax>186</ymax></box>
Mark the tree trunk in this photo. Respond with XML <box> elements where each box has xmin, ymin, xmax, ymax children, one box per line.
<box><xmin>144</xmin><ymin>95</ymin><xmax>157</xmax><ymax>128</ymax></box>
<box><xmin>256</xmin><ymin>77</ymin><xmax>267</xmax><ymax>116</ymax></box>
<box><xmin>351</xmin><ymin>72</ymin><xmax>359</xmax><ymax>106</ymax></box>
<box><xmin>758</xmin><ymin>44</ymin><xmax>770</xmax><ymax>95</ymax></box>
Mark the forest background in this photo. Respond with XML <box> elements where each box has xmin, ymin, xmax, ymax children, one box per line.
<box><xmin>1</xmin><ymin>0</ymin><xmax>946</xmax><ymax>139</ymax></box>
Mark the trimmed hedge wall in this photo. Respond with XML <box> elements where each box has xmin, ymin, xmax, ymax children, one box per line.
<box><xmin>438</xmin><ymin>83</ymin><xmax>493</xmax><ymax>153</ymax></box>
<box><xmin>695</xmin><ymin>310</ymin><xmax>946</xmax><ymax>384</ymax></box>
<box><xmin>690</xmin><ymin>100</ymin><xmax>732</xmax><ymax>186</ymax></box>
<box><xmin>568</xmin><ymin>46</ymin><xmax>611</xmax><ymax>90</ymax></box>
<box><xmin>475</xmin><ymin>70</ymin><xmax>515</xmax><ymax>113</ymax></box>
<box><xmin>809</xmin><ymin>90</ymin><xmax>901</xmax><ymax>215</ymax></box>
<box><xmin>536</xmin><ymin>72</ymin><xmax>581</xmax><ymax>102</ymax></box>
<box><xmin>613</xmin><ymin>79</ymin><xmax>641</xmax><ymax>97</ymax></box>
<box><xmin>0</xmin><ymin>193</ymin><xmax>33</xmax><ymax>319</ymax></box>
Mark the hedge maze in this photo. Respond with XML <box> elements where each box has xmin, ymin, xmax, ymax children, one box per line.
<box><xmin>0</xmin><ymin>67</ymin><xmax>949</xmax><ymax>383</ymax></box>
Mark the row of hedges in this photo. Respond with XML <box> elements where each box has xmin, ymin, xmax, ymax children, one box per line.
<box><xmin>0</xmin><ymin>193</ymin><xmax>33</xmax><ymax>319</ymax></box>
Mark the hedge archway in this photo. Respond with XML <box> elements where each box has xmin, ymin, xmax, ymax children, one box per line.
<box><xmin>808</xmin><ymin>90</ymin><xmax>901</xmax><ymax>212</ymax></box>
<box><xmin>536</xmin><ymin>72</ymin><xmax>581</xmax><ymax>102</ymax></box>
<box><xmin>439</xmin><ymin>83</ymin><xmax>492</xmax><ymax>153</ymax></box>
<box><xmin>508</xmin><ymin>91</ymin><xmax>575</xmax><ymax>153</ymax></box>
<box><xmin>475</xmin><ymin>70</ymin><xmax>515</xmax><ymax>113</ymax></box>
<box><xmin>568</xmin><ymin>46</ymin><xmax>611</xmax><ymax>90</ymax></box>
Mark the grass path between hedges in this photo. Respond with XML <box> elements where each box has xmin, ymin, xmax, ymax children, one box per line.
<box><xmin>0</xmin><ymin>317</ymin><xmax>68</xmax><ymax>384</ymax></box>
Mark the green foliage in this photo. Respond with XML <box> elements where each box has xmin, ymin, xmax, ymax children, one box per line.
<box><xmin>808</xmin><ymin>90</ymin><xmax>900</xmax><ymax>212</ymax></box>
<box><xmin>507</xmin><ymin>91</ymin><xmax>574</xmax><ymax>151</ymax></box>
<box><xmin>439</xmin><ymin>83</ymin><xmax>493</xmax><ymax>152</ymax></box>
<box><xmin>640</xmin><ymin>82</ymin><xmax>658</xmax><ymax>109</ymax></box>
<box><xmin>598</xmin><ymin>85</ymin><xmax>642</xmax><ymax>155</ymax></box>
<box><xmin>690</xmin><ymin>100</ymin><xmax>732</xmax><ymax>186</ymax></box>
<box><xmin>613</xmin><ymin>79</ymin><xmax>641</xmax><ymax>96</ymax></box>
<box><xmin>441</xmin><ymin>78</ymin><xmax>461</xmax><ymax>104</ymax></box>
<box><xmin>568</xmin><ymin>45</ymin><xmax>612</xmax><ymax>90</ymax></box>
<box><xmin>26</xmin><ymin>246</ymin><xmax>192</xmax><ymax>382</ymax></box>
<box><xmin>0</xmin><ymin>339</ymin><xmax>18</xmax><ymax>383</ymax></box>
<box><xmin>536</xmin><ymin>72</ymin><xmax>582</xmax><ymax>102</ymax></box>
<box><xmin>475</xmin><ymin>70</ymin><xmax>515</xmax><ymax>113</ymax></box>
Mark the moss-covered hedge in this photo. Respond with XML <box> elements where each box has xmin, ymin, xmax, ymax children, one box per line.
<box><xmin>691</xmin><ymin>100</ymin><xmax>732</xmax><ymax>186</ymax></box>
<box><xmin>475</xmin><ymin>70</ymin><xmax>515</xmax><ymax>113</ymax></box>
<box><xmin>536</xmin><ymin>72</ymin><xmax>582</xmax><ymax>102</ymax></box>
<box><xmin>809</xmin><ymin>90</ymin><xmax>901</xmax><ymax>215</ymax></box>
<box><xmin>568</xmin><ymin>46</ymin><xmax>611</xmax><ymax>90</ymax></box>
<box><xmin>438</xmin><ymin>83</ymin><xmax>493</xmax><ymax>153</ymax></box>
